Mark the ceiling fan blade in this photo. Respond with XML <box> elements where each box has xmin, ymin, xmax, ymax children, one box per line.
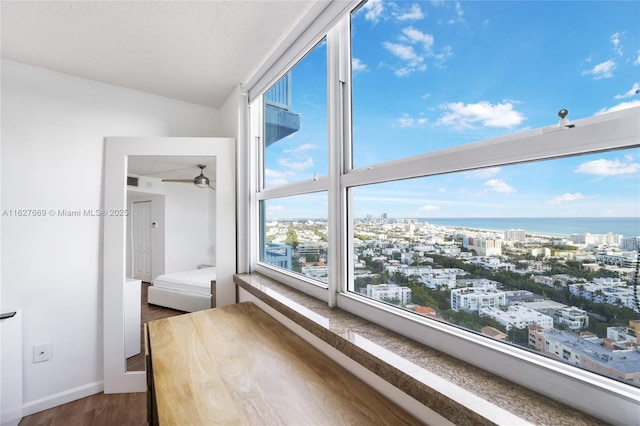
<box><xmin>161</xmin><ymin>179</ymin><xmax>193</xmax><ymax>183</ymax></box>
<box><xmin>162</xmin><ymin>178</ymin><xmax>215</xmax><ymax>190</ymax></box>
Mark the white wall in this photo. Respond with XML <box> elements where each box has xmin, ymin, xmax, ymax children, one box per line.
<box><xmin>0</xmin><ymin>60</ymin><xmax>220</xmax><ymax>414</ymax></box>
<box><xmin>162</xmin><ymin>182</ymin><xmax>212</xmax><ymax>273</ymax></box>
<box><xmin>127</xmin><ymin>178</ymin><xmax>215</xmax><ymax>280</ymax></box>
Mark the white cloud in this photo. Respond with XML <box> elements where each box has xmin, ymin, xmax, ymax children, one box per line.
<box><xmin>438</xmin><ymin>101</ymin><xmax>525</xmax><ymax>129</ymax></box>
<box><xmin>352</xmin><ymin>58</ymin><xmax>368</xmax><ymax>73</ymax></box>
<box><xmin>396</xmin><ymin>113</ymin><xmax>427</xmax><ymax>128</ymax></box>
<box><xmin>418</xmin><ymin>204</ymin><xmax>440</xmax><ymax>213</ymax></box>
<box><xmin>548</xmin><ymin>193</ymin><xmax>585</xmax><ymax>204</ymax></box>
<box><xmin>402</xmin><ymin>27</ymin><xmax>434</xmax><ymax>50</ymax></box>
<box><xmin>596</xmin><ymin>100</ymin><xmax>640</xmax><ymax>115</ymax></box>
<box><xmin>396</xmin><ymin>3</ymin><xmax>424</xmax><ymax>21</ymax></box>
<box><xmin>484</xmin><ymin>178</ymin><xmax>516</xmax><ymax>194</ymax></box>
<box><xmin>265</xmin><ymin>169</ymin><xmax>286</xmax><ymax>178</ymax></box>
<box><xmin>611</xmin><ymin>32</ymin><xmax>623</xmax><ymax>56</ymax></box>
<box><xmin>582</xmin><ymin>59</ymin><xmax>616</xmax><ymax>79</ymax></box>
<box><xmin>575</xmin><ymin>158</ymin><xmax>639</xmax><ymax>176</ymax></box>
<box><xmin>264</xmin><ymin>169</ymin><xmax>289</xmax><ymax>187</ymax></box>
<box><xmin>383</xmin><ymin>41</ymin><xmax>426</xmax><ymax>76</ymax></box>
<box><xmin>454</xmin><ymin>1</ymin><xmax>465</xmax><ymax>22</ymax></box>
<box><xmin>384</xmin><ymin>41</ymin><xmax>418</xmax><ymax>61</ymax></box>
<box><xmin>468</xmin><ymin>167</ymin><xmax>501</xmax><ymax>178</ymax></box>
<box><xmin>635</xmin><ymin>50</ymin><xmax>640</xmax><ymax>65</ymax></box>
<box><xmin>278</xmin><ymin>157</ymin><xmax>314</xmax><ymax>172</ymax></box>
<box><xmin>362</xmin><ymin>0</ymin><xmax>384</xmax><ymax>22</ymax></box>
<box><xmin>283</xmin><ymin>144</ymin><xmax>318</xmax><ymax>154</ymax></box>
<box><xmin>266</xmin><ymin>205</ymin><xmax>285</xmax><ymax>213</ymax></box>
<box><xmin>614</xmin><ymin>82</ymin><xmax>640</xmax><ymax>99</ymax></box>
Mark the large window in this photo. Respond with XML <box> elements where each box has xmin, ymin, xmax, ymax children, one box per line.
<box><xmin>351</xmin><ymin>0</ymin><xmax>640</xmax><ymax>168</ymax></box>
<box><xmin>349</xmin><ymin>148</ymin><xmax>640</xmax><ymax>383</ymax></box>
<box><xmin>256</xmin><ymin>39</ymin><xmax>330</xmax><ymax>288</ymax></box>
<box><xmin>263</xmin><ymin>40</ymin><xmax>328</xmax><ymax>189</ymax></box>
<box><xmin>344</xmin><ymin>0</ymin><xmax>640</xmax><ymax>396</ymax></box>
<box><xmin>260</xmin><ymin>193</ymin><xmax>328</xmax><ymax>282</ymax></box>
<box><xmin>250</xmin><ymin>0</ymin><xmax>640</xmax><ymax>422</ymax></box>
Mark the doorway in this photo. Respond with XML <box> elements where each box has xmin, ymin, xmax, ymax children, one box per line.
<box><xmin>131</xmin><ymin>201</ymin><xmax>152</xmax><ymax>282</ymax></box>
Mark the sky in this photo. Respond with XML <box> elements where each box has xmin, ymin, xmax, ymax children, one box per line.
<box><xmin>263</xmin><ymin>0</ymin><xmax>640</xmax><ymax>220</ymax></box>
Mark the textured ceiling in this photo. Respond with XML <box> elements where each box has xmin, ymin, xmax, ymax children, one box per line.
<box><xmin>128</xmin><ymin>156</ymin><xmax>217</xmax><ymax>180</ymax></box>
<box><xmin>1</xmin><ymin>0</ymin><xmax>319</xmax><ymax>108</ymax></box>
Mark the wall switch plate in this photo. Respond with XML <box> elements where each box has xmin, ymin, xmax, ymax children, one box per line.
<box><xmin>33</xmin><ymin>343</ymin><xmax>51</xmax><ymax>363</ymax></box>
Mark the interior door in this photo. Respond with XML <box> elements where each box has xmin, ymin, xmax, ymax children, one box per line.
<box><xmin>131</xmin><ymin>201</ymin><xmax>152</xmax><ymax>282</ymax></box>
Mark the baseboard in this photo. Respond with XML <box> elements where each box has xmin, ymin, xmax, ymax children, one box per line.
<box><xmin>21</xmin><ymin>381</ymin><xmax>104</xmax><ymax>417</ymax></box>
<box><xmin>1</xmin><ymin>408</ymin><xmax>22</xmax><ymax>426</ymax></box>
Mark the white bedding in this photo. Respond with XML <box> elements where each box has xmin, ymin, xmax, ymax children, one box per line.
<box><xmin>152</xmin><ymin>267</ymin><xmax>216</xmax><ymax>296</ymax></box>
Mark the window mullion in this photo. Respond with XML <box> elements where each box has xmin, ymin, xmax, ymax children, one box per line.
<box><xmin>327</xmin><ymin>20</ymin><xmax>345</xmax><ymax>308</ymax></box>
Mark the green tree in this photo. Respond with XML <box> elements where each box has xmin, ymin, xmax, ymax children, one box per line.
<box><xmin>285</xmin><ymin>228</ymin><xmax>299</xmax><ymax>248</ymax></box>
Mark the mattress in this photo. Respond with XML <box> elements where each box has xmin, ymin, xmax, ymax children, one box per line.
<box><xmin>152</xmin><ymin>267</ymin><xmax>216</xmax><ymax>296</ymax></box>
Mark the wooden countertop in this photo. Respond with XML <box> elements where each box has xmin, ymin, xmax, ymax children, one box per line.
<box><xmin>146</xmin><ymin>302</ymin><xmax>421</xmax><ymax>425</ymax></box>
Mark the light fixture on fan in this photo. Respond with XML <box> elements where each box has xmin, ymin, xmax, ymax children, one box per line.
<box><xmin>193</xmin><ymin>164</ymin><xmax>209</xmax><ymax>188</ymax></box>
<box><xmin>161</xmin><ymin>164</ymin><xmax>215</xmax><ymax>189</ymax></box>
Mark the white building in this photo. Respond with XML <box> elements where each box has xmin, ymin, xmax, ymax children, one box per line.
<box><xmin>529</xmin><ymin>247</ymin><xmax>551</xmax><ymax>258</ymax></box>
<box><xmin>621</xmin><ymin>237</ymin><xmax>640</xmax><ymax>251</ymax></box>
<box><xmin>462</xmin><ymin>237</ymin><xmax>502</xmax><ymax>256</ymax></box>
<box><xmin>504</xmin><ymin>228</ymin><xmax>526</xmax><ymax>242</ymax></box>
<box><xmin>480</xmin><ymin>305</ymin><xmax>554</xmax><ymax>331</ymax></box>
<box><xmin>595</xmin><ymin>251</ymin><xmax>639</xmax><ymax>268</ymax></box>
<box><xmin>529</xmin><ymin>328</ymin><xmax>640</xmax><ymax>385</ymax></box>
<box><xmin>570</xmin><ymin>233</ymin><xmax>623</xmax><ymax>247</ymax></box>
<box><xmin>556</xmin><ymin>306</ymin><xmax>589</xmax><ymax>330</ymax></box>
<box><xmin>365</xmin><ymin>284</ymin><xmax>412</xmax><ymax>305</ymax></box>
<box><xmin>451</xmin><ymin>282</ymin><xmax>506</xmax><ymax>311</ymax></box>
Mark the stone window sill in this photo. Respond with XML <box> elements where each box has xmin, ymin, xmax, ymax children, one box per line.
<box><xmin>234</xmin><ymin>273</ymin><xmax>602</xmax><ymax>425</ymax></box>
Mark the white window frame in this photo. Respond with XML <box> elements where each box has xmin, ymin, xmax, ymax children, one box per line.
<box><xmin>246</xmin><ymin>2</ymin><xmax>640</xmax><ymax>424</ymax></box>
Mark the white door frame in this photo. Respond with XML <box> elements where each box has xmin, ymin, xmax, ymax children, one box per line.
<box><xmin>103</xmin><ymin>137</ymin><xmax>236</xmax><ymax>393</ymax></box>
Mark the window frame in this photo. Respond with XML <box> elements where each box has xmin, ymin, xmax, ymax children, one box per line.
<box><xmin>246</xmin><ymin>2</ymin><xmax>640</xmax><ymax>424</ymax></box>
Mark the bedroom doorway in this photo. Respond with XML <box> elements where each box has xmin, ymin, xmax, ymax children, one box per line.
<box><xmin>131</xmin><ymin>200</ymin><xmax>152</xmax><ymax>282</ymax></box>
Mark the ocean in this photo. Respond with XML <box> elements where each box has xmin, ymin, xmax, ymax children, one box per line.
<box><xmin>420</xmin><ymin>217</ymin><xmax>640</xmax><ymax>239</ymax></box>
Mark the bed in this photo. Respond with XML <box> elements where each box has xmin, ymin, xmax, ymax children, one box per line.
<box><xmin>147</xmin><ymin>267</ymin><xmax>216</xmax><ymax>312</ymax></box>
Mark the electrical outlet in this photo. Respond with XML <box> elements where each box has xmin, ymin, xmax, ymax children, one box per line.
<box><xmin>33</xmin><ymin>343</ymin><xmax>51</xmax><ymax>363</ymax></box>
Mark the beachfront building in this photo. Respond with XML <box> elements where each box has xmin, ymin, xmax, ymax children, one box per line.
<box><xmin>364</xmin><ymin>284</ymin><xmax>412</xmax><ymax>305</ymax></box>
<box><xmin>451</xmin><ymin>281</ymin><xmax>506</xmax><ymax>311</ymax></box>
<box><xmin>504</xmin><ymin>228</ymin><xmax>526</xmax><ymax>242</ymax></box>
<box><xmin>621</xmin><ymin>237</ymin><xmax>640</xmax><ymax>251</ymax></box>
<box><xmin>480</xmin><ymin>305</ymin><xmax>554</xmax><ymax>331</ymax></box>
<box><xmin>462</xmin><ymin>237</ymin><xmax>502</xmax><ymax>256</ymax></box>
<box><xmin>570</xmin><ymin>233</ymin><xmax>623</xmax><ymax>247</ymax></box>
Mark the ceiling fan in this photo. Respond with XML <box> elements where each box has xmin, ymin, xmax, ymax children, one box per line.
<box><xmin>162</xmin><ymin>164</ymin><xmax>215</xmax><ymax>189</ymax></box>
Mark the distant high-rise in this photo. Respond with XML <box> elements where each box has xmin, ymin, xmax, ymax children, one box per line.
<box><xmin>504</xmin><ymin>228</ymin><xmax>526</xmax><ymax>242</ymax></box>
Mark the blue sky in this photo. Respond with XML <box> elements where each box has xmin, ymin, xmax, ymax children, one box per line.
<box><xmin>264</xmin><ymin>0</ymin><xmax>640</xmax><ymax>220</ymax></box>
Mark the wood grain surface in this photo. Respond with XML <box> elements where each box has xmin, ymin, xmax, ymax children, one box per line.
<box><xmin>147</xmin><ymin>302</ymin><xmax>421</xmax><ymax>425</ymax></box>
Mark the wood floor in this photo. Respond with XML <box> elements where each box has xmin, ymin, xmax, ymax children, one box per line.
<box><xmin>127</xmin><ymin>283</ymin><xmax>184</xmax><ymax>371</ymax></box>
<box><xmin>19</xmin><ymin>283</ymin><xmax>183</xmax><ymax>426</ymax></box>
